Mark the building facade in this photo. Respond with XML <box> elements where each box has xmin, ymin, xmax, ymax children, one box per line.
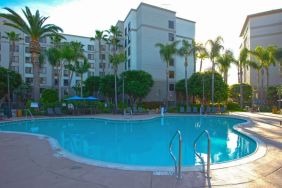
<box><xmin>239</xmin><ymin>9</ymin><xmax>282</xmax><ymax>97</ymax></box>
<box><xmin>117</xmin><ymin>3</ymin><xmax>195</xmax><ymax>102</ymax></box>
<box><xmin>0</xmin><ymin>3</ymin><xmax>195</xmax><ymax>102</ymax></box>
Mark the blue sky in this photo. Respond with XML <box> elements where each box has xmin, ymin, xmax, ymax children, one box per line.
<box><xmin>1</xmin><ymin>0</ymin><xmax>282</xmax><ymax>84</ymax></box>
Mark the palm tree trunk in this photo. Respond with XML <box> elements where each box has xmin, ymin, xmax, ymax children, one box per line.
<box><xmin>199</xmin><ymin>59</ymin><xmax>203</xmax><ymax>72</ymax></box>
<box><xmin>261</xmin><ymin>69</ymin><xmax>264</xmax><ymax>104</ymax></box>
<box><xmin>184</xmin><ymin>58</ymin><xmax>188</xmax><ymax>108</ymax></box>
<box><xmin>237</xmin><ymin>66</ymin><xmax>240</xmax><ymax>83</ymax></box>
<box><xmin>211</xmin><ymin>61</ymin><xmax>215</xmax><ymax>105</ymax></box>
<box><xmin>80</xmin><ymin>74</ymin><xmax>83</xmax><ymax>97</ymax></box>
<box><xmin>58</xmin><ymin>64</ymin><xmax>62</xmax><ymax>102</ymax></box>
<box><xmin>69</xmin><ymin>71</ymin><xmax>74</xmax><ymax>95</ymax></box>
<box><xmin>32</xmin><ymin>53</ymin><xmax>40</xmax><ymax>101</ymax></box>
<box><xmin>266</xmin><ymin>68</ymin><xmax>269</xmax><ymax>89</ymax></box>
<box><xmin>257</xmin><ymin>70</ymin><xmax>260</xmax><ymax>102</ymax></box>
<box><xmin>239</xmin><ymin>66</ymin><xmax>243</xmax><ymax>108</ymax></box>
<box><xmin>114</xmin><ymin>68</ymin><xmax>118</xmax><ymax>112</ymax></box>
<box><xmin>224</xmin><ymin>71</ymin><xmax>228</xmax><ymax>84</ymax></box>
<box><xmin>166</xmin><ymin>63</ymin><xmax>169</xmax><ymax>108</ymax></box>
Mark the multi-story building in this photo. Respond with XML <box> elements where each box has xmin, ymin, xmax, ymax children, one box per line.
<box><xmin>239</xmin><ymin>9</ymin><xmax>282</xmax><ymax>97</ymax></box>
<box><xmin>0</xmin><ymin>18</ymin><xmax>111</xmax><ymax>97</ymax></box>
<box><xmin>0</xmin><ymin>3</ymin><xmax>195</xmax><ymax>102</ymax></box>
<box><xmin>117</xmin><ymin>3</ymin><xmax>195</xmax><ymax>102</ymax></box>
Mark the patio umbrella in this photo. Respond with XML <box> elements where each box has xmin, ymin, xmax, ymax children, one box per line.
<box><xmin>84</xmin><ymin>96</ymin><xmax>98</xmax><ymax>101</ymax></box>
<box><xmin>64</xmin><ymin>96</ymin><xmax>84</xmax><ymax>101</ymax></box>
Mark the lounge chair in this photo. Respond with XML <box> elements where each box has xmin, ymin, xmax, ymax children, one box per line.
<box><xmin>192</xmin><ymin>106</ymin><xmax>198</xmax><ymax>113</ymax></box>
<box><xmin>186</xmin><ymin>106</ymin><xmax>192</xmax><ymax>113</ymax></box>
<box><xmin>124</xmin><ymin>107</ymin><xmax>132</xmax><ymax>116</ymax></box>
<box><xmin>211</xmin><ymin>106</ymin><xmax>217</xmax><ymax>113</ymax></box>
<box><xmin>205</xmin><ymin>106</ymin><xmax>211</xmax><ymax>114</ymax></box>
<box><xmin>54</xmin><ymin>107</ymin><xmax>63</xmax><ymax>115</ymax></box>
<box><xmin>47</xmin><ymin>108</ymin><xmax>55</xmax><ymax>116</ymax></box>
<box><xmin>220</xmin><ymin>106</ymin><xmax>226</xmax><ymax>114</ymax></box>
<box><xmin>180</xmin><ymin>106</ymin><xmax>185</xmax><ymax>113</ymax></box>
<box><xmin>200</xmin><ymin>106</ymin><xmax>205</xmax><ymax>114</ymax></box>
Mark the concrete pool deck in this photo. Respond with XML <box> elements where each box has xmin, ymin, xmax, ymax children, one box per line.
<box><xmin>0</xmin><ymin>112</ymin><xmax>281</xmax><ymax>187</ymax></box>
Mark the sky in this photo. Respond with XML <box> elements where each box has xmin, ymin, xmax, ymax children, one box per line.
<box><xmin>1</xmin><ymin>0</ymin><xmax>282</xmax><ymax>85</ymax></box>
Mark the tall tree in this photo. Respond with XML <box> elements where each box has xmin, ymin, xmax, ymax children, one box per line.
<box><xmin>106</xmin><ymin>25</ymin><xmax>123</xmax><ymax>112</ymax></box>
<box><xmin>2</xmin><ymin>31</ymin><xmax>22</xmax><ymax>69</ymax></box>
<box><xmin>90</xmin><ymin>30</ymin><xmax>107</xmax><ymax>75</ymax></box>
<box><xmin>249</xmin><ymin>61</ymin><xmax>262</xmax><ymax>102</ymax></box>
<box><xmin>73</xmin><ymin>58</ymin><xmax>90</xmax><ymax>97</ymax></box>
<box><xmin>216</xmin><ymin>49</ymin><xmax>234</xmax><ymax>83</ymax></box>
<box><xmin>177</xmin><ymin>39</ymin><xmax>195</xmax><ymax>108</ymax></box>
<box><xmin>206</xmin><ymin>36</ymin><xmax>224</xmax><ymax>105</ymax></box>
<box><xmin>0</xmin><ymin>7</ymin><xmax>63</xmax><ymax>101</ymax></box>
<box><xmin>196</xmin><ymin>42</ymin><xmax>208</xmax><ymax>72</ymax></box>
<box><xmin>155</xmin><ymin>41</ymin><xmax>178</xmax><ymax>107</ymax></box>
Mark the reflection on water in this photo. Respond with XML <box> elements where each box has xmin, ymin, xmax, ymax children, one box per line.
<box><xmin>0</xmin><ymin>117</ymin><xmax>256</xmax><ymax>167</ymax></box>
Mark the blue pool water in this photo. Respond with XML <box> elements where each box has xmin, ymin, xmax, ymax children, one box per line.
<box><xmin>0</xmin><ymin>116</ymin><xmax>256</xmax><ymax>167</ymax></box>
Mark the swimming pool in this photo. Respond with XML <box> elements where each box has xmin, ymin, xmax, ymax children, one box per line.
<box><xmin>0</xmin><ymin>116</ymin><xmax>256</xmax><ymax>169</ymax></box>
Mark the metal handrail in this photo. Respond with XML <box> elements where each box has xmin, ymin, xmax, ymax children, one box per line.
<box><xmin>24</xmin><ymin>109</ymin><xmax>33</xmax><ymax>119</ymax></box>
<box><xmin>194</xmin><ymin>130</ymin><xmax>211</xmax><ymax>178</ymax></box>
<box><xmin>169</xmin><ymin>130</ymin><xmax>182</xmax><ymax>180</ymax></box>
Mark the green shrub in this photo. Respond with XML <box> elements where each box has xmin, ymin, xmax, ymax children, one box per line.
<box><xmin>227</xmin><ymin>102</ymin><xmax>244</xmax><ymax>111</ymax></box>
<box><xmin>40</xmin><ymin>89</ymin><xmax>58</xmax><ymax>109</ymax></box>
<box><xmin>141</xmin><ymin>102</ymin><xmax>162</xmax><ymax>109</ymax></box>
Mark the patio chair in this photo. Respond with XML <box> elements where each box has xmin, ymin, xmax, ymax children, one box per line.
<box><xmin>192</xmin><ymin>106</ymin><xmax>198</xmax><ymax>113</ymax></box>
<box><xmin>211</xmin><ymin>106</ymin><xmax>217</xmax><ymax>113</ymax></box>
<box><xmin>180</xmin><ymin>106</ymin><xmax>185</xmax><ymax>113</ymax></box>
<box><xmin>186</xmin><ymin>106</ymin><xmax>192</xmax><ymax>113</ymax></box>
<box><xmin>54</xmin><ymin>107</ymin><xmax>63</xmax><ymax>115</ymax></box>
<box><xmin>220</xmin><ymin>106</ymin><xmax>226</xmax><ymax>114</ymax></box>
<box><xmin>205</xmin><ymin>106</ymin><xmax>211</xmax><ymax>114</ymax></box>
<box><xmin>47</xmin><ymin>108</ymin><xmax>55</xmax><ymax>116</ymax></box>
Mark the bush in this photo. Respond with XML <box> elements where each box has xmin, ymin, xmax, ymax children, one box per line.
<box><xmin>141</xmin><ymin>102</ymin><xmax>162</xmax><ymax>109</ymax></box>
<box><xmin>227</xmin><ymin>102</ymin><xmax>244</xmax><ymax>111</ymax></box>
<box><xmin>40</xmin><ymin>89</ymin><xmax>58</xmax><ymax>109</ymax></box>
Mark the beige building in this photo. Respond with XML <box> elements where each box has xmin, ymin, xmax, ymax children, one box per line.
<box><xmin>239</xmin><ymin>8</ymin><xmax>282</xmax><ymax>102</ymax></box>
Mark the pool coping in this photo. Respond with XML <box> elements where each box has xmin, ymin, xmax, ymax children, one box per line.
<box><xmin>0</xmin><ymin>114</ymin><xmax>266</xmax><ymax>172</ymax></box>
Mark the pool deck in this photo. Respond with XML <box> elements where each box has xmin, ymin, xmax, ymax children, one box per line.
<box><xmin>0</xmin><ymin>112</ymin><xmax>281</xmax><ymax>188</ymax></box>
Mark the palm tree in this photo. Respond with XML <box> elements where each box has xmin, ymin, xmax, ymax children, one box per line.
<box><xmin>155</xmin><ymin>41</ymin><xmax>179</xmax><ymax>106</ymax></box>
<box><xmin>238</xmin><ymin>48</ymin><xmax>253</xmax><ymax>108</ymax></box>
<box><xmin>249</xmin><ymin>61</ymin><xmax>262</xmax><ymax>102</ymax></box>
<box><xmin>196</xmin><ymin>42</ymin><xmax>208</xmax><ymax>72</ymax></box>
<box><xmin>2</xmin><ymin>31</ymin><xmax>22</xmax><ymax>69</ymax></box>
<box><xmin>206</xmin><ymin>36</ymin><xmax>224</xmax><ymax>105</ymax></box>
<box><xmin>109</xmin><ymin>53</ymin><xmax>126</xmax><ymax>111</ymax></box>
<box><xmin>216</xmin><ymin>49</ymin><xmax>234</xmax><ymax>83</ymax></box>
<box><xmin>106</xmin><ymin>25</ymin><xmax>123</xmax><ymax>112</ymax></box>
<box><xmin>249</xmin><ymin>46</ymin><xmax>277</xmax><ymax>102</ymax></box>
<box><xmin>0</xmin><ymin>7</ymin><xmax>63</xmax><ymax>101</ymax></box>
<box><xmin>90</xmin><ymin>30</ymin><xmax>107</xmax><ymax>75</ymax></box>
<box><xmin>177</xmin><ymin>39</ymin><xmax>195</xmax><ymax>108</ymax></box>
<box><xmin>73</xmin><ymin>58</ymin><xmax>90</xmax><ymax>97</ymax></box>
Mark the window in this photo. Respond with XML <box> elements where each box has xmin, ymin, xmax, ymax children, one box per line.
<box><xmin>90</xmin><ymin>63</ymin><xmax>94</xmax><ymax>69</ymax></box>
<box><xmin>169</xmin><ymin>59</ymin><xmax>174</xmax><ymax>66</ymax></box>
<box><xmin>54</xmin><ymin>79</ymin><xmax>58</xmax><ymax>86</ymax></box>
<box><xmin>128</xmin><ymin>22</ymin><xmax>131</xmax><ymax>32</ymax></box>
<box><xmin>124</xmin><ymin>62</ymin><xmax>127</xmax><ymax>70</ymax></box>
<box><xmin>128</xmin><ymin>34</ymin><xmax>131</xmax><ymax>44</ymax></box>
<box><xmin>168</xmin><ymin>33</ymin><xmax>174</xmax><ymax>41</ymax></box>
<box><xmin>63</xmin><ymin>70</ymin><xmax>69</xmax><ymax>77</ymax></box>
<box><xmin>124</xmin><ymin>28</ymin><xmax>127</xmax><ymax>36</ymax></box>
<box><xmin>10</xmin><ymin>45</ymin><xmax>19</xmax><ymax>52</ymax></box>
<box><xmin>88</xmin><ymin>71</ymin><xmax>94</xmax><ymax>77</ymax></box>
<box><xmin>169</xmin><ymin>71</ymin><xmax>175</xmax><ymax>79</ymax></box>
<box><xmin>99</xmin><ymin>63</ymin><xmax>105</xmax><ymax>69</ymax></box>
<box><xmin>99</xmin><ymin>72</ymin><xmax>105</xmax><ymax>76</ymax></box>
<box><xmin>11</xmin><ymin>66</ymin><xmax>19</xmax><ymax>72</ymax></box>
<box><xmin>39</xmin><ymin>37</ymin><xmax>46</xmax><ymax>43</ymax></box>
<box><xmin>88</xmin><ymin>45</ymin><xmax>94</xmax><ymax>51</ymax></box>
<box><xmin>128</xmin><ymin>47</ymin><xmax>131</xmax><ymax>56</ymax></box>
<box><xmin>124</xmin><ymin>39</ymin><xmax>127</xmax><ymax>47</ymax></box>
<box><xmin>88</xmin><ymin>53</ymin><xmax>94</xmax><ymax>60</ymax></box>
<box><xmin>40</xmin><ymin>47</ymin><xmax>46</xmax><ymax>52</ymax></box>
<box><xmin>40</xmin><ymin>67</ymin><xmax>46</xmax><ymax>74</ymax></box>
<box><xmin>100</xmin><ymin>54</ymin><xmax>106</xmax><ymax>60</ymax></box>
<box><xmin>63</xmin><ymin>79</ymin><xmax>69</xmax><ymax>86</ymax></box>
<box><xmin>64</xmin><ymin>89</ymin><xmax>69</xmax><ymax>96</ymax></box>
<box><xmin>169</xmin><ymin>84</ymin><xmax>175</xmax><ymax>91</ymax></box>
<box><xmin>25</xmin><ymin>47</ymin><xmax>30</xmax><ymax>53</ymax></box>
<box><xmin>12</xmin><ymin>56</ymin><xmax>19</xmax><ymax>63</ymax></box>
<box><xmin>40</xmin><ymin>77</ymin><xmax>47</xmax><ymax>84</ymax></box>
<box><xmin>25</xmin><ymin>77</ymin><xmax>33</xmax><ymax>84</ymax></box>
<box><xmin>168</xmin><ymin>20</ymin><xmax>174</xmax><ymax>29</ymax></box>
<box><xmin>25</xmin><ymin>57</ymin><xmax>31</xmax><ymax>64</ymax></box>
<box><xmin>101</xmin><ymin>45</ymin><xmax>106</xmax><ymax>51</ymax></box>
<box><xmin>25</xmin><ymin>67</ymin><xmax>33</xmax><ymax>74</ymax></box>
<box><xmin>128</xmin><ymin>59</ymin><xmax>131</xmax><ymax>70</ymax></box>
<box><xmin>25</xmin><ymin>36</ymin><xmax>30</xmax><ymax>43</ymax></box>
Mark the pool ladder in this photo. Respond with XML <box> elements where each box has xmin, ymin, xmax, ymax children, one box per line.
<box><xmin>169</xmin><ymin>130</ymin><xmax>182</xmax><ymax>180</ymax></box>
<box><xmin>194</xmin><ymin>130</ymin><xmax>211</xmax><ymax>178</ymax></box>
<box><xmin>169</xmin><ymin>129</ymin><xmax>211</xmax><ymax>180</ymax></box>
<box><xmin>24</xmin><ymin>109</ymin><xmax>33</xmax><ymax>119</ymax></box>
